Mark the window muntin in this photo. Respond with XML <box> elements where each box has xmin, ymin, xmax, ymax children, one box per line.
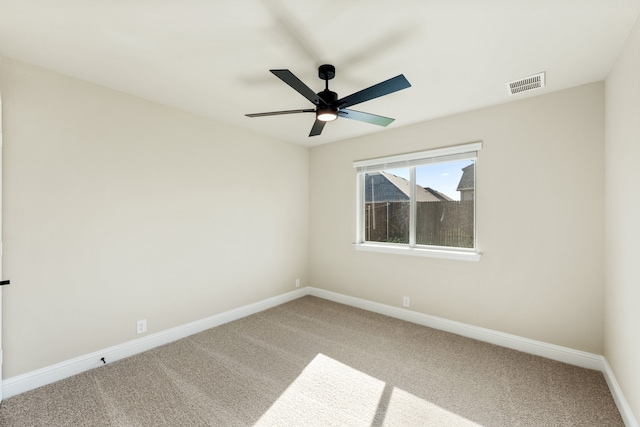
<box><xmin>354</xmin><ymin>143</ymin><xmax>480</xmax><ymax>259</ymax></box>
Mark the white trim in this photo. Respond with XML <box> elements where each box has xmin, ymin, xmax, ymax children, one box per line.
<box><xmin>327</xmin><ymin>283</ymin><xmax>638</xmax><ymax>425</ymax></box>
<box><xmin>602</xmin><ymin>358</ymin><xmax>639</xmax><ymax>427</ymax></box>
<box><xmin>354</xmin><ymin>242</ymin><xmax>481</xmax><ymax>261</ymax></box>
<box><xmin>2</xmin><ymin>288</ymin><xmax>308</xmax><ymax>399</ymax></box>
<box><xmin>4</xmin><ymin>285</ymin><xmax>637</xmax><ymax>427</ymax></box>
<box><xmin>353</xmin><ymin>141</ymin><xmax>482</xmax><ymax>170</ymax></box>
<box><xmin>307</xmin><ymin>287</ymin><xmax>603</xmax><ymax>370</ymax></box>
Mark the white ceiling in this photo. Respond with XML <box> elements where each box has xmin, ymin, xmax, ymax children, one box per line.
<box><xmin>1</xmin><ymin>0</ymin><xmax>639</xmax><ymax>146</ymax></box>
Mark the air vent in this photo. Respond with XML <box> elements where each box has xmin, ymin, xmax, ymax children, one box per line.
<box><xmin>506</xmin><ymin>72</ymin><xmax>545</xmax><ymax>95</ymax></box>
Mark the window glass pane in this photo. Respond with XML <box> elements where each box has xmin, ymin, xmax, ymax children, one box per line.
<box><xmin>364</xmin><ymin>169</ymin><xmax>410</xmax><ymax>244</ymax></box>
<box><xmin>415</xmin><ymin>160</ymin><xmax>475</xmax><ymax>248</ymax></box>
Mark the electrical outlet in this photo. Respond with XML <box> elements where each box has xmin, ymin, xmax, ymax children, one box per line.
<box><xmin>137</xmin><ymin>319</ymin><xmax>147</xmax><ymax>334</ymax></box>
<box><xmin>295</xmin><ymin>278</ymin><xmax>300</xmax><ymax>288</ymax></box>
<box><xmin>403</xmin><ymin>296</ymin><xmax>410</xmax><ymax>307</ymax></box>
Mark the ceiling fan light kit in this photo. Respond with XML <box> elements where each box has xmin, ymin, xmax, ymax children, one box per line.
<box><xmin>317</xmin><ymin>106</ymin><xmax>338</xmax><ymax>122</ymax></box>
<box><xmin>246</xmin><ymin>64</ymin><xmax>411</xmax><ymax>137</ymax></box>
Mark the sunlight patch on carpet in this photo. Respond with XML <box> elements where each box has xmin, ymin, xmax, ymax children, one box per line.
<box><xmin>254</xmin><ymin>353</ymin><xmax>483</xmax><ymax>426</ymax></box>
<box><xmin>255</xmin><ymin>353</ymin><xmax>384</xmax><ymax>426</ymax></box>
<box><xmin>385</xmin><ymin>387</ymin><xmax>482</xmax><ymax>426</ymax></box>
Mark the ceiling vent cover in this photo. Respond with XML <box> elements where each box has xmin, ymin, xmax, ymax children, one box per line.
<box><xmin>506</xmin><ymin>72</ymin><xmax>545</xmax><ymax>95</ymax></box>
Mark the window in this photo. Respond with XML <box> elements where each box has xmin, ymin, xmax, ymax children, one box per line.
<box><xmin>353</xmin><ymin>142</ymin><xmax>481</xmax><ymax>261</ymax></box>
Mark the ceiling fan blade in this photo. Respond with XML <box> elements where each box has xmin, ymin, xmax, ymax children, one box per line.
<box><xmin>309</xmin><ymin>119</ymin><xmax>326</xmax><ymax>137</ymax></box>
<box><xmin>337</xmin><ymin>74</ymin><xmax>411</xmax><ymax>109</ymax></box>
<box><xmin>246</xmin><ymin>109</ymin><xmax>315</xmax><ymax>118</ymax></box>
<box><xmin>261</xmin><ymin>0</ymin><xmax>321</xmax><ymax>63</ymax></box>
<box><xmin>270</xmin><ymin>70</ymin><xmax>325</xmax><ymax>106</ymax></box>
<box><xmin>338</xmin><ymin>109</ymin><xmax>395</xmax><ymax>127</ymax></box>
<box><xmin>339</xmin><ymin>27</ymin><xmax>417</xmax><ymax>70</ymax></box>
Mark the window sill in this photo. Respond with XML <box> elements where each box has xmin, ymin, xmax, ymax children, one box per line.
<box><xmin>354</xmin><ymin>243</ymin><xmax>481</xmax><ymax>262</ymax></box>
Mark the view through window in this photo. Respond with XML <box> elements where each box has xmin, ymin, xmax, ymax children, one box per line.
<box><xmin>355</xmin><ymin>143</ymin><xmax>480</xmax><ymax>256</ymax></box>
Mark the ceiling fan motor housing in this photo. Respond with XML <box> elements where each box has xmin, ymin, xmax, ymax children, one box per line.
<box><xmin>316</xmin><ymin>89</ymin><xmax>338</xmax><ymax>121</ymax></box>
<box><xmin>318</xmin><ymin>89</ymin><xmax>338</xmax><ymax>105</ymax></box>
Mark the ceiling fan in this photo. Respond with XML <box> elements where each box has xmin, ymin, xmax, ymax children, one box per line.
<box><xmin>245</xmin><ymin>64</ymin><xmax>411</xmax><ymax>137</ymax></box>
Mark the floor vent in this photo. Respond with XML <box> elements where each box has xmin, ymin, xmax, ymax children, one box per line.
<box><xmin>506</xmin><ymin>72</ymin><xmax>545</xmax><ymax>95</ymax></box>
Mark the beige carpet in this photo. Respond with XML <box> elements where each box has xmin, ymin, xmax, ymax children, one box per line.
<box><xmin>0</xmin><ymin>296</ymin><xmax>623</xmax><ymax>426</ymax></box>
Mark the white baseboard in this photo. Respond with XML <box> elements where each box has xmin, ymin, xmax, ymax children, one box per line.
<box><xmin>307</xmin><ymin>287</ymin><xmax>603</xmax><ymax>369</ymax></box>
<box><xmin>602</xmin><ymin>358</ymin><xmax>639</xmax><ymax>427</ymax></box>
<box><xmin>2</xmin><ymin>287</ymin><xmax>308</xmax><ymax>399</ymax></box>
<box><xmin>4</xmin><ymin>286</ymin><xmax>637</xmax><ymax>427</ymax></box>
<box><xmin>306</xmin><ymin>287</ymin><xmax>638</xmax><ymax>427</ymax></box>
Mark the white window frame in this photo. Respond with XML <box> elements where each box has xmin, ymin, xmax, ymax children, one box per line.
<box><xmin>353</xmin><ymin>142</ymin><xmax>482</xmax><ymax>261</ymax></box>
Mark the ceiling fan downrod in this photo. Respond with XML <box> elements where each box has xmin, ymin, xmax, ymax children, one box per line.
<box><xmin>316</xmin><ymin>64</ymin><xmax>338</xmax><ymax>121</ymax></box>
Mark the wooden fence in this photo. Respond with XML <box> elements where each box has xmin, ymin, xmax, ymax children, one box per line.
<box><xmin>365</xmin><ymin>200</ymin><xmax>474</xmax><ymax>248</ymax></box>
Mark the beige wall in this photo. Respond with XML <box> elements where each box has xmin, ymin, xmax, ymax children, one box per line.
<box><xmin>0</xmin><ymin>57</ymin><xmax>309</xmax><ymax>378</ymax></box>
<box><xmin>309</xmin><ymin>83</ymin><xmax>605</xmax><ymax>354</ymax></box>
<box><xmin>0</xmin><ymin>51</ymin><xmax>620</xmax><ymax>396</ymax></box>
<box><xmin>605</xmin><ymin>14</ymin><xmax>640</xmax><ymax>422</ymax></box>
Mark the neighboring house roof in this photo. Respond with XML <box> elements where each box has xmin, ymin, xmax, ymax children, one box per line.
<box><xmin>424</xmin><ymin>187</ymin><xmax>453</xmax><ymax>201</ymax></box>
<box><xmin>364</xmin><ymin>171</ymin><xmax>453</xmax><ymax>202</ymax></box>
<box><xmin>456</xmin><ymin>164</ymin><xmax>475</xmax><ymax>191</ymax></box>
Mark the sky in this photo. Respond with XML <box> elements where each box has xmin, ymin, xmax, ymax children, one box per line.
<box><xmin>388</xmin><ymin>159</ymin><xmax>474</xmax><ymax>201</ymax></box>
